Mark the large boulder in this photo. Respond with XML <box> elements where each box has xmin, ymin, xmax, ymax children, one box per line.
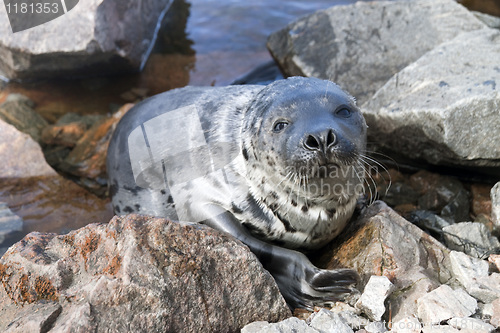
<box><xmin>362</xmin><ymin>28</ymin><xmax>500</xmax><ymax>169</ymax></box>
<box><xmin>0</xmin><ymin>0</ymin><xmax>173</xmax><ymax>81</ymax></box>
<box><xmin>0</xmin><ymin>214</ymin><xmax>291</xmax><ymax>332</ymax></box>
<box><xmin>267</xmin><ymin>0</ymin><xmax>485</xmax><ymax>104</ymax></box>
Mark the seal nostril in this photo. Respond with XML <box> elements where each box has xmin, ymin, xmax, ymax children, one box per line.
<box><xmin>305</xmin><ymin>135</ymin><xmax>321</xmax><ymax>150</ymax></box>
<box><xmin>326</xmin><ymin>129</ymin><xmax>336</xmax><ymax>147</ymax></box>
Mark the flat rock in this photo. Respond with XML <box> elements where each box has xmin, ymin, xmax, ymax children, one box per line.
<box><xmin>417</xmin><ymin>285</ymin><xmax>477</xmax><ymax>324</ymax></box>
<box><xmin>0</xmin><ymin>119</ymin><xmax>112</xmax><ymax>238</ymax></box>
<box><xmin>309</xmin><ymin>309</ymin><xmax>353</xmax><ymax>333</ymax></box>
<box><xmin>362</xmin><ymin>28</ymin><xmax>500</xmax><ymax>169</ymax></box>
<box><xmin>0</xmin><ymin>0</ymin><xmax>173</xmax><ymax>81</ymax></box>
<box><xmin>317</xmin><ymin>201</ymin><xmax>452</xmax><ymax>323</ymax></box>
<box><xmin>267</xmin><ymin>0</ymin><xmax>484</xmax><ymax>104</ymax></box>
<box><xmin>391</xmin><ymin>316</ymin><xmax>421</xmax><ymax>333</ymax></box>
<box><xmin>0</xmin><ymin>214</ymin><xmax>291</xmax><ymax>332</ymax></box>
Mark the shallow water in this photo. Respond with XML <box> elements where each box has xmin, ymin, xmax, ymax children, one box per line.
<box><xmin>1</xmin><ymin>0</ymin><xmax>362</xmax><ymax>121</ymax></box>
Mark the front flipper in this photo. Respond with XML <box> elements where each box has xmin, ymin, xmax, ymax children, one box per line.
<box><xmin>202</xmin><ymin>210</ymin><xmax>358</xmax><ymax>310</ymax></box>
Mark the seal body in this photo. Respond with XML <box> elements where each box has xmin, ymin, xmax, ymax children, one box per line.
<box><xmin>107</xmin><ymin>77</ymin><xmax>367</xmax><ymax>309</ymax></box>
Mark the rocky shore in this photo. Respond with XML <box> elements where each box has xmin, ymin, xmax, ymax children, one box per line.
<box><xmin>0</xmin><ymin>0</ymin><xmax>499</xmax><ymax>332</ymax></box>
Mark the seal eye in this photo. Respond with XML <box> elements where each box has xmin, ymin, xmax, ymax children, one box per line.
<box><xmin>336</xmin><ymin>108</ymin><xmax>352</xmax><ymax>118</ymax></box>
<box><xmin>273</xmin><ymin>121</ymin><xmax>289</xmax><ymax>133</ymax></box>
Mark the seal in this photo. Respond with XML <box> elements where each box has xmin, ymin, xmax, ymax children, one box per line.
<box><xmin>107</xmin><ymin>77</ymin><xmax>367</xmax><ymax>309</ymax></box>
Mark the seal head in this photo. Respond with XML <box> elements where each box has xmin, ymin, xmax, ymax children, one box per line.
<box><xmin>240</xmin><ymin>77</ymin><xmax>367</xmax><ymax>250</ymax></box>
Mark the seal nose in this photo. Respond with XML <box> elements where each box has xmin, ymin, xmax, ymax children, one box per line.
<box><xmin>303</xmin><ymin>129</ymin><xmax>337</xmax><ymax>152</ymax></box>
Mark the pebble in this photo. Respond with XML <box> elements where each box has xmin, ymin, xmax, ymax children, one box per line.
<box><xmin>355</xmin><ymin>276</ymin><xmax>394</xmax><ymax>321</ymax></box>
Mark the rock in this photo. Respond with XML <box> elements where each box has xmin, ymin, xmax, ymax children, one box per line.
<box><xmin>0</xmin><ymin>94</ymin><xmax>48</xmax><ymax>143</ymax></box>
<box><xmin>58</xmin><ymin>103</ymin><xmax>134</xmax><ymax>190</ymax></box>
<box><xmin>473</xmin><ymin>11</ymin><xmax>500</xmax><ymax>29</ymax></box>
<box><xmin>491</xmin><ymin>182</ymin><xmax>500</xmax><ymax>231</ymax></box>
<box><xmin>448</xmin><ymin>317</ymin><xmax>495</xmax><ymax>332</ymax></box>
<box><xmin>317</xmin><ymin>201</ymin><xmax>452</xmax><ymax>323</ymax></box>
<box><xmin>489</xmin><ymin>254</ymin><xmax>500</xmax><ymax>271</ymax></box>
<box><xmin>391</xmin><ymin>316</ymin><xmax>421</xmax><ymax>333</ymax></box>
<box><xmin>491</xmin><ymin>298</ymin><xmax>500</xmax><ymax>328</ymax></box>
<box><xmin>241</xmin><ymin>318</ymin><xmax>316</xmax><ymax>333</ymax></box>
<box><xmin>409</xmin><ymin>210</ymin><xmax>451</xmax><ymax>234</ymax></box>
<box><xmin>0</xmin><ymin>214</ymin><xmax>291</xmax><ymax>332</ymax></box>
<box><xmin>329</xmin><ymin>302</ymin><xmax>369</xmax><ymax>331</ymax></box>
<box><xmin>380</xmin><ymin>183</ymin><xmax>419</xmax><ymax>207</ymax></box>
<box><xmin>442</xmin><ymin>222</ymin><xmax>500</xmax><ymax>259</ymax></box>
<box><xmin>355</xmin><ymin>276</ymin><xmax>394</xmax><ymax>321</ymax></box>
<box><xmin>41</xmin><ymin>122</ymin><xmax>87</xmax><ymax>147</ymax></box>
<box><xmin>362</xmin><ymin>28</ymin><xmax>500</xmax><ymax>169</ymax></box>
<box><xmin>448</xmin><ymin>251</ymin><xmax>500</xmax><ymax>303</ymax></box>
<box><xmin>2</xmin><ymin>301</ymin><xmax>62</xmax><ymax>333</ymax></box>
<box><xmin>0</xmin><ymin>119</ymin><xmax>112</xmax><ymax>237</ymax></box>
<box><xmin>0</xmin><ymin>0</ymin><xmax>174</xmax><ymax>81</ymax></box>
<box><xmin>309</xmin><ymin>309</ymin><xmax>354</xmax><ymax>333</ymax></box>
<box><xmin>364</xmin><ymin>321</ymin><xmax>387</xmax><ymax>333</ymax></box>
<box><xmin>471</xmin><ymin>184</ymin><xmax>493</xmax><ymax>218</ymax></box>
<box><xmin>416</xmin><ymin>285</ymin><xmax>477</xmax><ymax>324</ymax></box>
<box><xmin>267</xmin><ymin>0</ymin><xmax>485</xmax><ymax>104</ymax></box>
<box><xmin>421</xmin><ymin>326</ymin><xmax>460</xmax><ymax>333</ymax></box>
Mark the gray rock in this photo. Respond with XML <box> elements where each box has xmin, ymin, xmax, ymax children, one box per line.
<box><xmin>417</xmin><ymin>285</ymin><xmax>477</xmax><ymax>324</ymax></box>
<box><xmin>391</xmin><ymin>316</ymin><xmax>421</xmax><ymax>333</ymax></box>
<box><xmin>0</xmin><ymin>214</ymin><xmax>291</xmax><ymax>332</ymax></box>
<box><xmin>267</xmin><ymin>0</ymin><xmax>485</xmax><ymax>104</ymax></box>
<box><xmin>0</xmin><ymin>0</ymin><xmax>173</xmax><ymax>81</ymax></box>
<box><xmin>449</xmin><ymin>250</ymin><xmax>489</xmax><ymax>288</ymax></box>
<box><xmin>448</xmin><ymin>251</ymin><xmax>500</xmax><ymax>303</ymax></box>
<box><xmin>362</xmin><ymin>28</ymin><xmax>500</xmax><ymax>169</ymax></box>
<box><xmin>2</xmin><ymin>301</ymin><xmax>62</xmax><ymax>333</ymax></box>
<box><xmin>0</xmin><ymin>94</ymin><xmax>48</xmax><ymax>143</ymax></box>
<box><xmin>473</xmin><ymin>11</ymin><xmax>500</xmax><ymax>29</ymax></box>
<box><xmin>309</xmin><ymin>309</ymin><xmax>354</xmax><ymax>333</ymax></box>
<box><xmin>443</xmin><ymin>222</ymin><xmax>500</xmax><ymax>259</ymax></box>
<box><xmin>421</xmin><ymin>326</ymin><xmax>460</xmax><ymax>333</ymax></box>
<box><xmin>355</xmin><ymin>276</ymin><xmax>394</xmax><ymax>321</ymax></box>
<box><xmin>241</xmin><ymin>318</ymin><xmax>318</xmax><ymax>333</ymax></box>
<box><xmin>492</xmin><ymin>182</ymin><xmax>500</xmax><ymax>231</ymax></box>
<box><xmin>365</xmin><ymin>321</ymin><xmax>387</xmax><ymax>333</ymax></box>
<box><xmin>448</xmin><ymin>317</ymin><xmax>495</xmax><ymax>332</ymax></box>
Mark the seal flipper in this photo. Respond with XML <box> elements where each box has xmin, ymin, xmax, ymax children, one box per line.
<box><xmin>201</xmin><ymin>209</ymin><xmax>359</xmax><ymax>310</ymax></box>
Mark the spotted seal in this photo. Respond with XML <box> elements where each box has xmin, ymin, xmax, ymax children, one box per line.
<box><xmin>107</xmin><ymin>77</ymin><xmax>367</xmax><ymax>309</ymax></box>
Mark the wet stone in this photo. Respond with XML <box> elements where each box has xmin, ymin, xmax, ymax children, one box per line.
<box><xmin>0</xmin><ymin>94</ymin><xmax>48</xmax><ymax>144</ymax></box>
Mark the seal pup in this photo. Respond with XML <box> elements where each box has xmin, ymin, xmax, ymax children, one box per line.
<box><xmin>107</xmin><ymin>77</ymin><xmax>367</xmax><ymax>309</ymax></box>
